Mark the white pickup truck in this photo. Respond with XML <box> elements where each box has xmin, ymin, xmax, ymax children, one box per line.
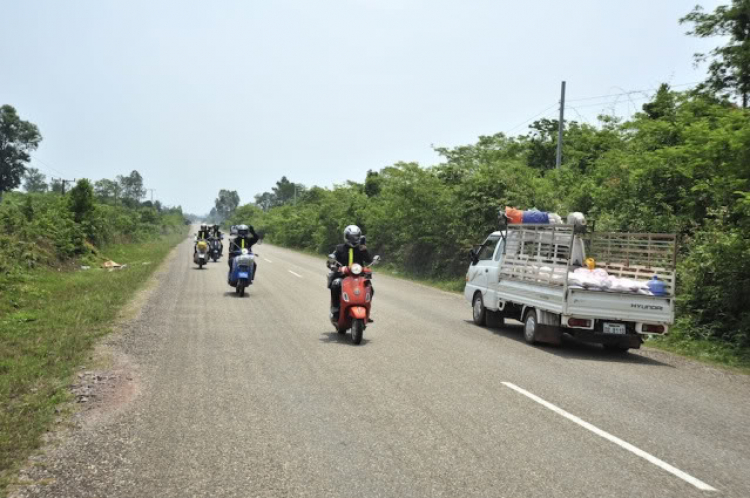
<box><xmin>464</xmin><ymin>222</ymin><xmax>677</xmax><ymax>351</ymax></box>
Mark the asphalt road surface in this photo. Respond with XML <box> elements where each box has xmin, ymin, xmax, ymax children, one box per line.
<box><xmin>12</xmin><ymin>235</ymin><xmax>750</xmax><ymax>498</ymax></box>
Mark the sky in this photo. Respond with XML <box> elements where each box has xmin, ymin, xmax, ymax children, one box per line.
<box><xmin>1</xmin><ymin>0</ymin><xmax>722</xmax><ymax>214</ymax></box>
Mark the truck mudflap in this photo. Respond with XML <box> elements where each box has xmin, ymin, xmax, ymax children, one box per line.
<box><xmin>536</xmin><ymin>324</ymin><xmax>562</xmax><ymax>346</ymax></box>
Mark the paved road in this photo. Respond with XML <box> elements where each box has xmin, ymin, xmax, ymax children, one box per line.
<box><xmin>12</xmin><ymin>235</ymin><xmax>750</xmax><ymax>497</ymax></box>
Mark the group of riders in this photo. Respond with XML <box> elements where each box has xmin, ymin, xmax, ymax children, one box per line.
<box><xmin>193</xmin><ymin>223</ymin><xmax>374</xmax><ymax>320</ymax></box>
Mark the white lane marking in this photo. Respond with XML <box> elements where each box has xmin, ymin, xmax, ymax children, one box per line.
<box><xmin>288</xmin><ymin>270</ymin><xmax>303</xmax><ymax>278</ymax></box>
<box><xmin>502</xmin><ymin>382</ymin><xmax>717</xmax><ymax>492</ymax></box>
<box><xmin>263</xmin><ymin>258</ymin><xmax>273</xmax><ymax>263</ymax></box>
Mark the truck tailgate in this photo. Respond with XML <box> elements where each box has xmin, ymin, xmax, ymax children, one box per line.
<box><xmin>566</xmin><ymin>288</ymin><xmax>674</xmax><ymax>324</ymax></box>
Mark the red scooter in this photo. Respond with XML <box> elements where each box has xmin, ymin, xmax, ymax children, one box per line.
<box><xmin>328</xmin><ymin>256</ymin><xmax>380</xmax><ymax>344</ymax></box>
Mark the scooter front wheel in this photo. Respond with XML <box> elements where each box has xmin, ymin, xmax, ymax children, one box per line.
<box><xmin>351</xmin><ymin>319</ymin><xmax>364</xmax><ymax>345</ymax></box>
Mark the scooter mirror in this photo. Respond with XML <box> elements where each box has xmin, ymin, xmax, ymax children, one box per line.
<box><xmin>372</xmin><ymin>255</ymin><xmax>381</xmax><ymax>265</ymax></box>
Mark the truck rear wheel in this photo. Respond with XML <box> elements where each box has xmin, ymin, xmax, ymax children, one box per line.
<box><xmin>472</xmin><ymin>293</ymin><xmax>487</xmax><ymax>326</ymax></box>
<box><xmin>523</xmin><ymin>311</ymin><xmax>538</xmax><ymax>344</ymax></box>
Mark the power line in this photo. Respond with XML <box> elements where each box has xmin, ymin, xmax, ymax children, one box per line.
<box><xmin>566</xmin><ymin>81</ymin><xmax>700</xmax><ymax>103</ymax></box>
<box><xmin>505</xmin><ymin>102</ymin><xmax>559</xmax><ymax>135</ymax></box>
<box><xmin>29</xmin><ymin>153</ymin><xmax>87</xmax><ymax>179</ymax></box>
<box><xmin>566</xmin><ymin>94</ymin><xmax>653</xmax><ymax>111</ymax></box>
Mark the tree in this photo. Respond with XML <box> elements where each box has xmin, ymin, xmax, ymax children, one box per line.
<box><xmin>94</xmin><ymin>178</ymin><xmax>122</xmax><ymax>203</ymax></box>
<box><xmin>254</xmin><ymin>192</ymin><xmax>275</xmax><ymax>211</ymax></box>
<box><xmin>23</xmin><ymin>167</ymin><xmax>48</xmax><ymax>193</ymax></box>
<box><xmin>0</xmin><ymin>105</ymin><xmax>42</xmax><ymax>197</ymax></box>
<box><xmin>272</xmin><ymin>176</ymin><xmax>305</xmax><ymax>205</ymax></box>
<box><xmin>50</xmin><ymin>178</ymin><xmax>64</xmax><ymax>194</ymax></box>
<box><xmin>681</xmin><ymin>1</ymin><xmax>750</xmax><ymax>108</ymax></box>
<box><xmin>117</xmin><ymin>170</ymin><xmax>145</xmax><ymax>202</ymax></box>
<box><xmin>523</xmin><ymin>119</ymin><xmax>560</xmax><ymax>170</ymax></box>
<box><xmin>214</xmin><ymin>189</ymin><xmax>240</xmax><ymax>220</ymax></box>
<box><xmin>364</xmin><ymin>170</ymin><xmax>382</xmax><ymax>197</ymax></box>
<box><xmin>68</xmin><ymin>179</ymin><xmax>96</xmax><ymax>223</ymax></box>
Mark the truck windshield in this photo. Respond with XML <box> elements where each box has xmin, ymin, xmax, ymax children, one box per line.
<box><xmin>477</xmin><ymin>236</ymin><xmax>501</xmax><ymax>261</ymax></box>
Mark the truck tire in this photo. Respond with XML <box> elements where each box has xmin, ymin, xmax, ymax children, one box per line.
<box><xmin>472</xmin><ymin>293</ymin><xmax>487</xmax><ymax>326</ymax></box>
<box><xmin>523</xmin><ymin>310</ymin><xmax>538</xmax><ymax>344</ymax></box>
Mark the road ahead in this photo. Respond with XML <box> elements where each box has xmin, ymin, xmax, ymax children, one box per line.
<box><xmin>12</xmin><ymin>235</ymin><xmax>750</xmax><ymax>497</ymax></box>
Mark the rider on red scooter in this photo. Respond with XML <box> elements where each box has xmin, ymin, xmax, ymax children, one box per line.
<box><xmin>328</xmin><ymin>225</ymin><xmax>374</xmax><ymax>320</ymax></box>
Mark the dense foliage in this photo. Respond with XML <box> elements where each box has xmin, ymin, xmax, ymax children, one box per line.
<box><xmin>0</xmin><ymin>183</ymin><xmax>186</xmax><ymax>277</ymax></box>
<box><xmin>228</xmin><ymin>88</ymin><xmax>750</xmax><ymax>348</ymax></box>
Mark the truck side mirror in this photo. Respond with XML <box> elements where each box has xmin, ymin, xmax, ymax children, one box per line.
<box><xmin>469</xmin><ymin>247</ymin><xmax>479</xmax><ymax>265</ymax></box>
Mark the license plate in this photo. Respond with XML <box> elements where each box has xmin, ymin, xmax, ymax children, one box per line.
<box><xmin>603</xmin><ymin>323</ymin><xmax>626</xmax><ymax>334</ymax></box>
<box><xmin>238</xmin><ymin>272</ymin><xmax>249</xmax><ymax>279</ymax></box>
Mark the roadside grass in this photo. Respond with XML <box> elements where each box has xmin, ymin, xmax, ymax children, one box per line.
<box><xmin>645</xmin><ymin>331</ymin><xmax>750</xmax><ymax>374</ymax></box>
<box><xmin>0</xmin><ymin>231</ymin><xmax>186</xmax><ymax>496</ymax></box>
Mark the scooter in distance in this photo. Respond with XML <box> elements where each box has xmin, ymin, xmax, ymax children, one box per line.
<box><xmin>209</xmin><ymin>236</ymin><xmax>223</xmax><ymax>262</ymax></box>
<box><xmin>327</xmin><ymin>255</ymin><xmax>381</xmax><ymax>344</ymax></box>
<box><xmin>194</xmin><ymin>240</ymin><xmax>210</xmax><ymax>269</ymax></box>
<box><xmin>228</xmin><ymin>249</ymin><xmax>256</xmax><ymax>297</ymax></box>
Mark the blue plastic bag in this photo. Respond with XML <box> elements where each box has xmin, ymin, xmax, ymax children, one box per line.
<box><xmin>522</xmin><ymin>210</ymin><xmax>550</xmax><ymax>224</ymax></box>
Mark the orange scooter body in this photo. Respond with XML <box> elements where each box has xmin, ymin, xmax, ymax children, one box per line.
<box><xmin>334</xmin><ymin>266</ymin><xmax>373</xmax><ymax>331</ymax></box>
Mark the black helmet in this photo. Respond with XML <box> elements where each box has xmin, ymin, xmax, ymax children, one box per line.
<box><xmin>237</xmin><ymin>224</ymin><xmax>249</xmax><ymax>237</ymax></box>
<box><xmin>200</xmin><ymin>223</ymin><xmax>208</xmax><ymax>232</ymax></box>
<box><xmin>344</xmin><ymin>225</ymin><xmax>362</xmax><ymax>247</ymax></box>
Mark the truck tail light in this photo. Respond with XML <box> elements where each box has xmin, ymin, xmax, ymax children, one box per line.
<box><xmin>642</xmin><ymin>324</ymin><xmax>665</xmax><ymax>334</ymax></box>
<box><xmin>568</xmin><ymin>318</ymin><xmax>591</xmax><ymax>328</ymax></box>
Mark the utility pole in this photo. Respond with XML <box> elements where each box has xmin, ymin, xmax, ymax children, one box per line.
<box><xmin>147</xmin><ymin>188</ymin><xmax>156</xmax><ymax>202</ymax></box>
<box><xmin>555</xmin><ymin>81</ymin><xmax>566</xmax><ymax>169</ymax></box>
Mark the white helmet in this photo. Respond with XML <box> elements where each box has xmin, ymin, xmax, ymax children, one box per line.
<box><xmin>343</xmin><ymin>225</ymin><xmax>362</xmax><ymax>247</ymax></box>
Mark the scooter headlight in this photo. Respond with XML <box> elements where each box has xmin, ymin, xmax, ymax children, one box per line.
<box><xmin>350</xmin><ymin>263</ymin><xmax>363</xmax><ymax>275</ymax></box>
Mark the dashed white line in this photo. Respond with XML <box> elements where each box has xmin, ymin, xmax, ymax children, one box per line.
<box><xmin>263</xmin><ymin>258</ymin><xmax>273</xmax><ymax>263</ymax></box>
<box><xmin>288</xmin><ymin>270</ymin><xmax>303</xmax><ymax>278</ymax></box>
<box><xmin>502</xmin><ymin>382</ymin><xmax>717</xmax><ymax>492</ymax></box>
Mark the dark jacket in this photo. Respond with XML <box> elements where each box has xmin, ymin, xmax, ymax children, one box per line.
<box><xmin>230</xmin><ymin>232</ymin><xmax>259</xmax><ymax>255</ymax></box>
<box><xmin>196</xmin><ymin>229</ymin><xmax>211</xmax><ymax>240</ymax></box>
<box><xmin>333</xmin><ymin>243</ymin><xmax>372</xmax><ymax>267</ymax></box>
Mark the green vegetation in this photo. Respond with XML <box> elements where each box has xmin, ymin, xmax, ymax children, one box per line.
<box><xmin>0</xmin><ymin>231</ymin><xmax>185</xmax><ymax>495</ymax></box>
<box><xmin>0</xmin><ymin>104</ymin><xmax>189</xmax><ymax>492</ymax></box>
<box><xmin>226</xmin><ymin>2</ymin><xmax>750</xmax><ymax>364</ymax></box>
<box><xmin>0</xmin><ymin>186</ymin><xmax>187</xmax><ymax>494</ymax></box>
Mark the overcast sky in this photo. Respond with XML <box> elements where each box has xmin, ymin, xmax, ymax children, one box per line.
<box><xmin>1</xmin><ymin>0</ymin><xmax>721</xmax><ymax>213</ymax></box>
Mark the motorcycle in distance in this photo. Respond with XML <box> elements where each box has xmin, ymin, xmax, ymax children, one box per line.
<box><xmin>327</xmin><ymin>254</ymin><xmax>381</xmax><ymax>345</ymax></box>
<box><xmin>228</xmin><ymin>249</ymin><xmax>256</xmax><ymax>297</ymax></box>
<box><xmin>194</xmin><ymin>239</ymin><xmax>210</xmax><ymax>269</ymax></box>
<box><xmin>209</xmin><ymin>235</ymin><xmax>223</xmax><ymax>262</ymax></box>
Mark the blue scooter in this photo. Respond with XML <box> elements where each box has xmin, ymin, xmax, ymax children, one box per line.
<box><xmin>228</xmin><ymin>249</ymin><xmax>256</xmax><ymax>297</ymax></box>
